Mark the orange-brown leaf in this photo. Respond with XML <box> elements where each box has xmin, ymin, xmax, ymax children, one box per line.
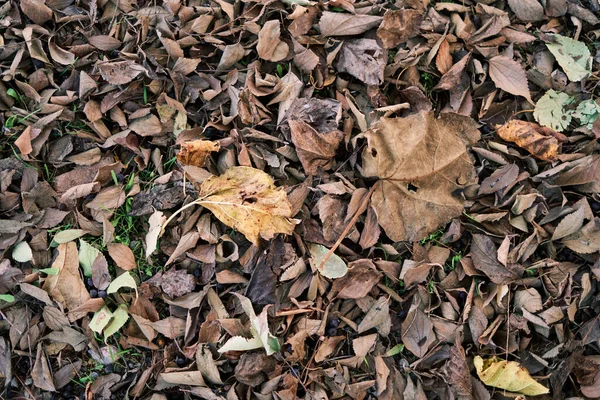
<box><xmin>177</xmin><ymin>140</ymin><xmax>220</xmax><ymax>167</ymax></box>
<box><xmin>497</xmin><ymin>120</ymin><xmax>565</xmax><ymax>161</ymax></box>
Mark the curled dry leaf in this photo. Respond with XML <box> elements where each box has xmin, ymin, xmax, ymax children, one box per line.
<box><xmin>42</xmin><ymin>242</ymin><xmax>90</xmax><ymax>311</ymax></box>
<box><xmin>20</xmin><ymin>0</ymin><xmax>53</xmax><ymax>25</ymax></box>
<box><xmin>177</xmin><ymin>140</ymin><xmax>220</xmax><ymax>167</ymax></box>
<box><xmin>376</xmin><ymin>9</ymin><xmax>423</xmax><ymax>48</ymax></box>
<box><xmin>497</xmin><ymin>120</ymin><xmax>564</xmax><ymax>161</ymax></box>
<box><xmin>362</xmin><ymin>111</ymin><xmax>480</xmax><ymax>242</ymax></box>
<box><xmin>289</xmin><ymin>119</ymin><xmax>344</xmax><ymax>175</ymax></box>
<box><xmin>257</xmin><ymin>20</ymin><xmax>289</xmax><ymax>62</ymax></box>
<box><xmin>337</xmin><ymin>39</ymin><xmax>386</xmax><ymax>86</ymax></box>
<box><xmin>197</xmin><ymin>167</ymin><xmax>296</xmax><ymax>245</ymax></box>
<box><xmin>474</xmin><ymin>356</ymin><xmax>549</xmax><ymax>396</ymax></box>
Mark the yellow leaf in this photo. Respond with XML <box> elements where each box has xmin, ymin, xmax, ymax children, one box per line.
<box><xmin>474</xmin><ymin>356</ymin><xmax>549</xmax><ymax>396</ymax></box>
<box><xmin>177</xmin><ymin>140</ymin><xmax>220</xmax><ymax>167</ymax></box>
<box><xmin>198</xmin><ymin>167</ymin><xmax>296</xmax><ymax>245</ymax></box>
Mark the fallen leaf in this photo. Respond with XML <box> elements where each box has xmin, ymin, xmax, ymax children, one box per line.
<box><xmin>78</xmin><ymin>239</ymin><xmax>99</xmax><ymax>277</ymax></box>
<box><xmin>98</xmin><ymin>60</ymin><xmax>144</xmax><ymax>85</ymax></box>
<box><xmin>337</xmin><ymin>39</ymin><xmax>386</xmax><ymax>86</ymax></box>
<box><xmin>376</xmin><ymin>9</ymin><xmax>422</xmax><ymax>48</ymax></box>
<box><xmin>319</xmin><ymin>12</ymin><xmax>382</xmax><ymax>37</ymax></box>
<box><xmin>362</xmin><ymin>111</ymin><xmax>480</xmax><ymax>242</ymax></box>
<box><xmin>103</xmin><ymin>304</ymin><xmax>130</xmax><ymax>338</ymax></box>
<box><xmin>257</xmin><ymin>20</ymin><xmax>289</xmax><ymax>62</ymax></box>
<box><xmin>507</xmin><ymin>0</ymin><xmax>545</xmax><ymax>21</ymax></box>
<box><xmin>177</xmin><ymin>140</ymin><xmax>220</xmax><ymax>167</ymax></box>
<box><xmin>88</xmin><ymin>35</ymin><xmax>122</xmax><ymax>51</ymax></box>
<box><xmin>552</xmin><ymin>207</ymin><xmax>585</xmax><ymax>241</ymax></box>
<box><xmin>533</xmin><ymin>89</ymin><xmax>575</xmax><ymax>132</ymax></box>
<box><xmin>32</xmin><ymin>345</ymin><xmax>55</xmax><ymax>392</ymax></box>
<box><xmin>309</xmin><ymin>243</ymin><xmax>348</xmax><ymax>279</ymax></box>
<box><xmin>42</xmin><ymin>242</ymin><xmax>90</xmax><ymax>311</ymax></box>
<box><xmin>107</xmin><ymin>272</ymin><xmax>137</xmax><ymax>295</ymax></box>
<box><xmin>146</xmin><ymin>210</ymin><xmax>166</xmax><ymax>259</ymax></box>
<box><xmin>497</xmin><ymin>120</ymin><xmax>562</xmax><ymax>161</ymax></box>
<box><xmin>546</xmin><ymin>34</ymin><xmax>592</xmax><ymax>82</ymax></box>
<box><xmin>401</xmin><ymin>305</ymin><xmax>435</xmax><ymax>358</ymax></box>
<box><xmin>488</xmin><ymin>56</ymin><xmax>532</xmax><ymax>102</ymax></box>
<box><xmin>107</xmin><ymin>243</ymin><xmax>137</xmax><ymax>271</ymax></box>
<box><xmin>20</xmin><ymin>0</ymin><xmax>53</xmax><ymax>25</ymax></box>
<box><xmin>474</xmin><ymin>356</ymin><xmax>550</xmax><ymax>396</ymax></box>
<box><xmin>470</xmin><ymin>234</ymin><xmax>524</xmax><ymax>284</ymax></box>
<box><xmin>12</xmin><ymin>241</ymin><xmax>33</xmax><ymax>263</ymax></box>
<box><xmin>436</xmin><ymin>39</ymin><xmax>453</xmax><ymax>74</ymax></box>
<box><xmin>196</xmin><ymin>167</ymin><xmax>296</xmax><ymax>245</ymax></box>
<box><xmin>289</xmin><ymin>119</ymin><xmax>344</xmax><ymax>175</ymax></box>
<box><xmin>330</xmin><ymin>260</ymin><xmax>381</xmax><ymax>298</ymax></box>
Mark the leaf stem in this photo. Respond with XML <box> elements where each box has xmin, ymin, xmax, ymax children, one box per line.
<box><xmin>160</xmin><ymin>199</ymin><xmax>203</xmax><ymax>235</ymax></box>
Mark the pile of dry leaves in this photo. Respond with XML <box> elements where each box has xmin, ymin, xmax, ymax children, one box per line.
<box><xmin>1</xmin><ymin>0</ymin><xmax>600</xmax><ymax>399</ymax></box>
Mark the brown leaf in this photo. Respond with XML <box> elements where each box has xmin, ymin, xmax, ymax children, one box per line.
<box><xmin>32</xmin><ymin>345</ymin><xmax>55</xmax><ymax>392</ymax></box>
<box><xmin>177</xmin><ymin>140</ymin><xmax>220</xmax><ymax>167</ymax></box>
<box><xmin>42</xmin><ymin>242</ymin><xmax>90</xmax><ymax>310</ymax></box>
<box><xmin>98</xmin><ymin>60</ymin><xmax>144</xmax><ymax>85</ymax></box>
<box><xmin>362</xmin><ymin>111</ymin><xmax>480</xmax><ymax>242</ymax></box>
<box><xmin>15</xmin><ymin>126</ymin><xmax>33</xmax><ymax>156</ymax></box>
<box><xmin>376</xmin><ymin>9</ymin><xmax>422</xmax><ymax>48</ymax></box>
<box><xmin>257</xmin><ymin>20</ymin><xmax>289</xmax><ymax>62</ymax></box>
<box><xmin>337</xmin><ymin>39</ymin><xmax>386</xmax><ymax>86</ymax></box>
<box><xmin>401</xmin><ymin>305</ymin><xmax>436</xmax><ymax>358</ymax></box>
<box><xmin>88</xmin><ymin>35</ymin><xmax>122</xmax><ymax>51</ymax></box>
<box><xmin>497</xmin><ymin>120</ymin><xmax>561</xmax><ymax>161</ymax></box>
<box><xmin>331</xmin><ymin>260</ymin><xmax>381</xmax><ymax>299</ymax></box>
<box><xmin>159</xmin><ymin>36</ymin><xmax>184</xmax><ymax>58</ymax></box>
<box><xmin>436</xmin><ymin>39</ymin><xmax>453</xmax><ymax>75</ymax></box>
<box><xmin>507</xmin><ymin>0</ymin><xmax>546</xmax><ymax>21</ymax></box>
<box><xmin>107</xmin><ymin>243</ymin><xmax>136</xmax><ymax>270</ymax></box>
<box><xmin>470</xmin><ymin>234</ymin><xmax>523</xmax><ymax>284</ymax></box>
<box><xmin>478</xmin><ymin>163</ymin><xmax>519</xmax><ymax>195</ymax></box>
<box><xmin>20</xmin><ymin>0</ymin><xmax>53</xmax><ymax>25</ymax></box>
<box><xmin>153</xmin><ymin>269</ymin><xmax>196</xmax><ymax>298</ymax></box>
<box><xmin>447</xmin><ymin>333</ymin><xmax>472</xmax><ymax>397</ymax></box>
<box><xmin>552</xmin><ymin>207</ymin><xmax>585</xmax><ymax>241</ymax></box>
<box><xmin>217</xmin><ymin>43</ymin><xmax>246</xmax><ymax>71</ymax></box>
<box><xmin>319</xmin><ymin>12</ymin><xmax>382</xmax><ymax>37</ymax></box>
<box><xmin>289</xmin><ymin>119</ymin><xmax>344</xmax><ymax>175</ymax></box>
<box><xmin>129</xmin><ymin>114</ymin><xmax>162</xmax><ymax>136</ymax></box>
<box><xmin>488</xmin><ymin>56</ymin><xmax>532</xmax><ymax>102</ymax></box>
<box><xmin>166</xmin><ymin>231</ymin><xmax>199</xmax><ymax>265</ymax></box>
<box><xmin>197</xmin><ymin>167</ymin><xmax>296</xmax><ymax>245</ymax></box>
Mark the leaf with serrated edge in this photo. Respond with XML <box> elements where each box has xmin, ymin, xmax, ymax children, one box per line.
<box><xmin>546</xmin><ymin>35</ymin><xmax>591</xmax><ymax>82</ymax></box>
<box><xmin>103</xmin><ymin>304</ymin><xmax>129</xmax><ymax>338</ymax></box>
<box><xmin>107</xmin><ymin>272</ymin><xmax>137</xmax><ymax>295</ymax></box>
<box><xmin>488</xmin><ymin>56</ymin><xmax>532</xmax><ymax>102</ymax></box>
<box><xmin>552</xmin><ymin>207</ymin><xmax>585</xmax><ymax>241</ymax></box>
<box><xmin>89</xmin><ymin>306</ymin><xmax>113</xmax><ymax>334</ymax></box>
<box><xmin>474</xmin><ymin>356</ymin><xmax>549</xmax><ymax>396</ymax></box>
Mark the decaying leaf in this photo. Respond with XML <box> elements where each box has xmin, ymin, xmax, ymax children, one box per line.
<box><xmin>177</xmin><ymin>140</ymin><xmax>220</xmax><ymax>167</ymax></box>
<box><xmin>488</xmin><ymin>56</ymin><xmax>532</xmax><ymax>102</ymax></box>
<box><xmin>289</xmin><ymin>119</ymin><xmax>344</xmax><ymax>175</ymax></box>
<box><xmin>533</xmin><ymin>89</ymin><xmax>575</xmax><ymax>132</ymax></box>
<box><xmin>545</xmin><ymin>34</ymin><xmax>592</xmax><ymax>82</ymax></box>
<box><xmin>336</xmin><ymin>39</ymin><xmax>386</xmax><ymax>86</ymax></box>
<box><xmin>319</xmin><ymin>12</ymin><xmax>382</xmax><ymax>37</ymax></box>
<box><xmin>377</xmin><ymin>9</ymin><xmax>422</xmax><ymax>48</ymax></box>
<box><xmin>308</xmin><ymin>243</ymin><xmax>348</xmax><ymax>279</ymax></box>
<box><xmin>146</xmin><ymin>210</ymin><xmax>166</xmax><ymax>259</ymax></box>
<box><xmin>98</xmin><ymin>60</ymin><xmax>144</xmax><ymax>85</ymax></box>
<box><xmin>497</xmin><ymin>120</ymin><xmax>563</xmax><ymax>161</ymax></box>
<box><xmin>257</xmin><ymin>20</ymin><xmax>289</xmax><ymax>62</ymax></box>
<box><xmin>362</xmin><ymin>111</ymin><xmax>480</xmax><ymax>242</ymax></box>
<box><xmin>196</xmin><ymin>167</ymin><xmax>296</xmax><ymax>245</ymax></box>
<box><xmin>42</xmin><ymin>242</ymin><xmax>90</xmax><ymax>311</ymax></box>
<box><xmin>401</xmin><ymin>305</ymin><xmax>435</xmax><ymax>358</ymax></box>
<box><xmin>474</xmin><ymin>356</ymin><xmax>550</xmax><ymax>396</ymax></box>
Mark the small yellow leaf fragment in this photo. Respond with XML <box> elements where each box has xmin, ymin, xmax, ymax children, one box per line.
<box><xmin>177</xmin><ymin>140</ymin><xmax>220</xmax><ymax>167</ymax></box>
<box><xmin>474</xmin><ymin>356</ymin><xmax>550</xmax><ymax>396</ymax></box>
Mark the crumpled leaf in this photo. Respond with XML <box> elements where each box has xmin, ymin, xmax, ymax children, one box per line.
<box><xmin>574</xmin><ymin>99</ymin><xmax>600</xmax><ymax>129</ymax></box>
<box><xmin>471</xmin><ymin>234</ymin><xmax>524</xmax><ymax>284</ymax></box>
<box><xmin>546</xmin><ymin>34</ymin><xmax>592</xmax><ymax>82</ymax></box>
<box><xmin>488</xmin><ymin>55</ymin><xmax>532</xmax><ymax>102</ymax></box>
<box><xmin>319</xmin><ymin>12</ymin><xmax>382</xmax><ymax>37</ymax></box>
<box><xmin>42</xmin><ymin>242</ymin><xmax>90</xmax><ymax>311</ymax></box>
<box><xmin>218</xmin><ymin>294</ymin><xmax>280</xmax><ymax>355</ymax></box>
<box><xmin>32</xmin><ymin>345</ymin><xmax>55</xmax><ymax>392</ymax></box>
<box><xmin>177</xmin><ymin>140</ymin><xmax>219</xmax><ymax>167</ymax></box>
<box><xmin>376</xmin><ymin>9</ymin><xmax>422</xmax><ymax>48</ymax></box>
<box><xmin>497</xmin><ymin>120</ymin><xmax>564</xmax><ymax>161</ymax></box>
<box><xmin>196</xmin><ymin>167</ymin><xmax>296</xmax><ymax>245</ymax></box>
<box><xmin>257</xmin><ymin>20</ymin><xmax>289</xmax><ymax>62</ymax></box>
<box><xmin>362</xmin><ymin>111</ymin><xmax>480</xmax><ymax>242</ymax></box>
<box><xmin>507</xmin><ymin>0</ymin><xmax>545</xmax><ymax>21</ymax></box>
<box><xmin>337</xmin><ymin>39</ymin><xmax>386</xmax><ymax>86</ymax></box>
<box><xmin>474</xmin><ymin>356</ymin><xmax>550</xmax><ymax>396</ymax></box>
<box><xmin>533</xmin><ymin>89</ymin><xmax>575</xmax><ymax>132</ymax></box>
<box><xmin>289</xmin><ymin>119</ymin><xmax>344</xmax><ymax>175</ymax></box>
<box><xmin>308</xmin><ymin>243</ymin><xmax>348</xmax><ymax>279</ymax></box>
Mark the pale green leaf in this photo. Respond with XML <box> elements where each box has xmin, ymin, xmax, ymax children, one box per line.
<box><xmin>103</xmin><ymin>304</ymin><xmax>129</xmax><ymax>338</ymax></box>
<box><xmin>107</xmin><ymin>272</ymin><xmax>137</xmax><ymax>295</ymax></box>
<box><xmin>386</xmin><ymin>343</ymin><xmax>405</xmax><ymax>357</ymax></box>
<box><xmin>38</xmin><ymin>267</ymin><xmax>59</xmax><ymax>275</ymax></box>
<box><xmin>574</xmin><ymin>99</ymin><xmax>600</xmax><ymax>129</ymax></box>
<box><xmin>54</xmin><ymin>229</ymin><xmax>86</xmax><ymax>244</ymax></box>
<box><xmin>0</xmin><ymin>294</ymin><xmax>15</xmax><ymax>303</ymax></box>
<box><xmin>78</xmin><ymin>239</ymin><xmax>99</xmax><ymax>277</ymax></box>
<box><xmin>533</xmin><ymin>89</ymin><xmax>575</xmax><ymax>132</ymax></box>
<box><xmin>218</xmin><ymin>336</ymin><xmax>263</xmax><ymax>353</ymax></box>
<box><xmin>12</xmin><ymin>241</ymin><xmax>33</xmax><ymax>263</ymax></box>
<box><xmin>90</xmin><ymin>306</ymin><xmax>114</xmax><ymax>334</ymax></box>
<box><xmin>546</xmin><ymin>35</ymin><xmax>592</xmax><ymax>82</ymax></box>
<box><xmin>308</xmin><ymin>243</ymin><xmax>348</xmax><ymax>278</ymax></box>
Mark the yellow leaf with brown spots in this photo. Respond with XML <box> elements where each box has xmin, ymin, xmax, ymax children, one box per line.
<box><xmin>497</xmin><ymin>120</ymin><xmax>566</xmax><ymax>161</ymax></box>
<box><xmin>177</xmin><ymin>140</ymin><xmax>220</xmax><ymax>167</ymax></box>
<box><xmin>474</xmin><ymin>356</ymin><xmax>549</xmax><ymax>396</ymax></box>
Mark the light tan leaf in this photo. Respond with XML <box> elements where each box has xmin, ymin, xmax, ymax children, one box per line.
<box><xmin>488</xmin><ymin>56</ymin><xmax>532</xmax><ymax>102</ymax></box>
<box><xmin>289</xmin><ymin>119</ymin><xmax>344</xmax><ymax>175</ymax></box>
<box><xmin>98</xmin><ymin>60</ymin><xmax>144</xmax><ymax>85</ymax></box>
<box><xmin>362</xmin><ymin>111</ymin><xmax>480</xmax><ymax>242</ymax></box>
<box><xmin>497</xmin><ymin>120</ymin><xmax>563</xmax><ymax>161</ymax></box>
<box><xmin>337</xmin><ymin>39</ymin><xmax>386</xmax><ymax>86</ymax></box>
<box><xmin>88</xmin><ymin>35</ymin><xmax>122</xmax><ymax>51</ymax></box>
<box><xmin>257</xmin><ymin>20</ymin><xmax>289</xmax><ymax>62</ymax></box>
<box><xmin>146</xmin><ymin>210</ymin><xmax>166</xmax><ymax>259</ymax></box>
<box><xmin>319</xmin><ymin>12</ymin><xmax>382</xmax><ymax>37</ymax></box>
<box><xmin>474</xmin><ymin>356</ymin><xmax>549</xmax><ymax>396</ymax></box>
<box><xmin>197</xmin><ymin>167</ymin><xmax>296</xmax><ymax>245</ymax></box>
<box><xmin>42</xmin><ymin>242</ymin><xmax>90</xmax><ymax>310</ymax></box>
<box><xmin>32</xmin><ymin>345</ymin><xmax>55</xmax><ymax>392</ymax></box>
<box><xmin>436</xmin><ymin>39</ymin><xmax>452</xmax><ymax>74</ymax></box>
<box><xmin>107</xmin><ymin>243</ymin><xmax>137</xmax><ymax>271</ymax></box>
<box><xmin>217</xmin><ymin>43</ymin><xmax>246</xmax><ymax>70</ymax></box>
<box><xmin>49</xmin><ymin>42</ymin><xmax>75</xmax><ymax>65</ymax></box>
<box><xmin>15</xmin><ymin>126</ymin><xmax>33</xmax><ymax>156</ymax></box>
<box><xmin>177</xmin><ymin>140</ymin><xmax>220</xmax><ymax>167</ymax></box>
<box><xmin>20</xmin><ymin>0</ymin><xmax>53</xmax><ymax>25</ymax></box>
<box><xmin>376</xmin><ymin>9</ymin><xmax>422</xmax><ymax>48</ymax></box>
<box><xmin>552</xmin><ymin>207</ymin><xmax>585</xmax><ymax>241</ymax></box>
<box><xmin>507</xmin><ymin>0</ymin><xmax>545</xmax><ymax>21</ymax></box>
<box><xmin>159</xmin><ymin>35</ymin><xmax>184</xmax><ymax>58</ymax></box>
<box><xmin>129</xmin><ymin>114</ymin><xmax>162</xmax><ymax>136</ymax></box>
